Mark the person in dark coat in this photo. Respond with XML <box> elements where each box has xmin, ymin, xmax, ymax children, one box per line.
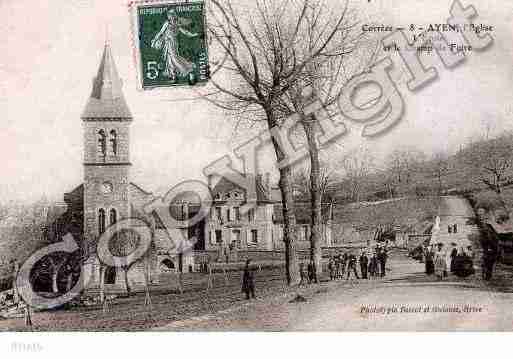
<box><xmin>425</xmin><ymin>246</ymin><xmax>435</xmax><ymax>275</ymax></box>
<box><xmin>359</xmin><ymin>252</ymin><xmax>369</xmax><ymax>279</ymax></box>
<box><xmin>242</xmin><ymin>259</ymin><xmax>256</xmax><ymax>300</ymax></box>
<box><xmin>299</xmin><ymin>262</ymin><xmax>308</xmax><ymax>286</ymax></box>
<box><xmin>307</xmin><ymin>260</ymin><xmax>315</xmax><ymax>283</ymax></box>
<box><xmin>449</xmin><ymin>244</ymin><xmax>458</xmax><ymax>273</ymax></box>
<box><xmin>328</xmin><ymin>257</ymin><xmax>335</xmax><ymax>281</ymax></box>
<box><xmin>482</xmin><ymin>244</ymin><xmax>498</xmax><ymax>281</ymax></box>
<box><xmin>453</xmin><ymin>247</ymin><xmax>475</xmax><ymax>278</ymax></box>
<box><xmin>342</xmin><ymin>253</ymin><xmax>348</xmax><ymax>276</ymax></box>
<box><xmin>368</xmin><ymin>251</ymin><xmax>378</xmax><ymax>278</ymax></box>
<box><xmin>346</xmin><ymin>254</ymin><xmax>359</xmax><ymax>279</ymax></box>
<box><xmin>378</xmin><ymin>247</ymin><xmax>388</xmax><ymax>277</ymax></box>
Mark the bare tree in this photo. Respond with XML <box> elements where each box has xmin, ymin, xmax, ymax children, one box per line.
<box><xmin>386</xmin><ymin>148</ymin><xmax>427</xmax><ymax>196</ymax></box>
<box><xmin>462</xmin><ymin>132</ymin><xmax>513</xmax><ymax>198</ymax></box>
<box><xmin>339</xmin><ymin>147</ymin><xmax>375</xmax><ymax>203</ymax></box>
<box><xmin>281</xmin><ymin>4</ymin><xmax>378</xmax><ymax>282</ymax></box>
<box><xmin>431</xmin><ymin>152</ymin><xmax>450</xmax><ymax>195</ymax></box>
<box><xmin>202</xmin><ymin>0</ymin><xmax>365</xmax><ymax>285</ymax></box>
<box><xmin>292</xmin><ymin>160</ymin><xmax>337</xmax><ymax>203</ymax></box>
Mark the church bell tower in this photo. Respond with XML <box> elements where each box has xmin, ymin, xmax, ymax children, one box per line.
<box><xmin>81</xmin><ymin>42</ymin><xmax>133</xmax><ymax>258</ymax></box>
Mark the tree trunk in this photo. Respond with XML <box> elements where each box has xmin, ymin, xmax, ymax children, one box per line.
<box><xmin>48</xmin><ymin>258</ymin><xmax>60</xmax><ymax>294</ymax></box>
<box><xmin>279</xmin><ymin>166</ymin><xmax>301</xmax><ymax>286</ymax></box>
<box><xmin>266</xmin><ymin>110</ymin><xmax>300</xmax><ymax>286</ymax></box>
<box><xmin>99</xmin><ymin>265</ymin><xmax>106</xmax><ymax>303</ymax></box>
<box><xmin>51</xmin><ymin>270</ymin><xmax>59</xmax><ymax>294</ymax></box>
<box><xmin>301</xmin><ymin>117</ymin><xmax>322</xmax><ymax>283</ymax></box>
<box><xmin>122</xmin><ymin>267</ymin><xmax>131</xmax><ymax>296</ymax></box>
<box><xmin>12</xmin><ymin>262</ymin><xmax>19</xmax><ymax>304</ymax></box>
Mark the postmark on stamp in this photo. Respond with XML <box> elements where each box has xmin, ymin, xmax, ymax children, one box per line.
<box><xmin>135</xmin><ymin>1</ymin><xmax>209</xmax><ymax>89</ymax></box>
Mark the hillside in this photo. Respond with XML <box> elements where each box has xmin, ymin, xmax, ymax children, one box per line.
<box><xmin>326</xmin><ymin>132</ymin><xmax>513</xmax><ymax>206</ymax></box>
<box><xmin>331</xmin><ymin>196</ymin><xmax>439</xmax><ymax>245</ymax></box>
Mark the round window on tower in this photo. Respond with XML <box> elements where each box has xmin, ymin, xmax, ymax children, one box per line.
<box><xmin>101</xmin><ymin>181</ymin><xmax>113</xmax><ymax>194</ymax></box>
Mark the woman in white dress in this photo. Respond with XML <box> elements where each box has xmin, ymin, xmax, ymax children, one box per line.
<box><xmin>434</xmin><ymin>243</ymin><xmax>447</xmax><ymax>280</ymax></box>
<box><xmin>151</xmin><ymin>9</ymin><xmax>199</xmax><ymax>81</ymax></box>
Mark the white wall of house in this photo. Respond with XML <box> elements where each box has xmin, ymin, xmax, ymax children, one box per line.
<box><xmin>205</xmin><ymin>202</ymin><xmax>274</xmax><ymax>251</ymax></box>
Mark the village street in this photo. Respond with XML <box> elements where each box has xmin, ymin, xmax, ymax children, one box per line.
<box><xmin>156</xmin><ymin>254</ymin><xmax>513</xmax><ymax>331</ymax></box>
<box><xmin>153</xmin><ymin>195</ymin><xmax>512</xmax><ymax>331</ymax></box>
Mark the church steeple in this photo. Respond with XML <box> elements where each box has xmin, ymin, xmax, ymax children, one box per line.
<box><xmin>82</xmin><ymin>41</ymin><xmax>132</xmax><ymax>259</ymax></box>
<box><xmin>81</xmin><ymin>42</ymin><xmax>132</xmax><ymax>120</ymax></box>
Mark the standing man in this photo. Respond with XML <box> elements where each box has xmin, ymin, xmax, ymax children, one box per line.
<box><xmin>369</xmin><ymin>250</ymin><xmax>378</xmax><ymax>278</ymax></box>
<box><xmin>341</xmin><ymin>252</ymin><xmax>348</xmax><ymax>278</ymax></box>
<box><xmin>299</xmin><ymin>262</ymin><xmax>308</xmax><ymax>286</ymax></box>
<box><xmin>346</xmin><ymin>253</ymin><xmax>359</xmax><ymax>280</ymax></box>
<box><xmin>425</xmin><ymin>245</ymin><xmax>435</xmax><ymax>275</ymax></box>
<box><xmin>328</xmin><ymin>257</ymin><xmax>335</xmax><ymax>281</ymax></box>
<box><xmin>307</xmin><ymin>260</ymin><xmax>315</xmax><ymax>284</ymax></box>
<box><xmin>242</xmin><ymin>259</ymin><xmax>256</xmax><ymax>300</ymax></box>
<box><xmin>482</xmin><ymin>244</ymin><xmax>498</xmax><ymax>281</ymax></box>
<box><xmin>359</xmin><ymin>251</ymin><xmax>369</xmax><ymax>279</ymax></box>
<box><xmin>378</xmin><ymin>246</ymin><xmax>388</xmax><ymax>277</ymax></box>
<box><xmin>450</xmin><ymin>243</ymin><xmax>458</xmax><ymax>273</ymax></box>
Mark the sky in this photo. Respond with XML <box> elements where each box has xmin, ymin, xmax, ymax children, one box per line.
<box><xmin>1</xmin><ymin>0</ymin><xmax>512</xmax><ymax>203</ymax></box>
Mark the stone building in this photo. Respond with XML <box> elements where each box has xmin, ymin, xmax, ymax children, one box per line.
<box><xmin>205</xmin><ymin>174</ymin><xmax>333</xmax><ymax>254</ymax></box>
<box><xmin>61</xmin><ymin>42</ymin><xmax>171</xmax><ymax>291</ymax></box>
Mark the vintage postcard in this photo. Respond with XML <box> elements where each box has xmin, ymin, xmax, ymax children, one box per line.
<box><xmin>1</xmin><ymin>0</ymin><xmax>513</xmax><ymax>348</ymax></box>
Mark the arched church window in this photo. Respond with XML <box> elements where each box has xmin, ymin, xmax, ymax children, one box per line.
<box><xmin>110</xmin><ymin>208</ymin><xmax>117</xmax><ymax>225</ymax></box>
<box><xmin>98</xmin><ymin>208</ymin><xmax>106</xmax><ymax>234</ymax></box>
<box><xmin>109</xmin><ymin>130</ymin><xmax>117</xmax><ymax>155</ymax></box>
<box><xmin>98</xmin><ymin>130</ymin><xmax>107</xmax><ymax>156</ymax></box>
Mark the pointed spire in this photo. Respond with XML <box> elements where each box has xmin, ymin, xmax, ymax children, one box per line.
<box><xmin>91</xmin><ymin>41</ymin><xmax>123</xmax><ymax>100</ymax></box>
<box><xmin>81</xmin><ymin>41</ymin><xmax>132</xmax><ymax>120</ymax></box>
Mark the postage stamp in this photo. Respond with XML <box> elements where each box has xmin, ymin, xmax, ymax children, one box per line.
<box><xmin>135</xmin><ymin>1</ymin><xmax>209</xmax><ymax>89</ymax></box>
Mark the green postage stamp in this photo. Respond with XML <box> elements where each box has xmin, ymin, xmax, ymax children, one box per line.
<box><xmin>136</xmin><ymin>1</ymin><xmax>209</xmax><ymax>88</ymax></box>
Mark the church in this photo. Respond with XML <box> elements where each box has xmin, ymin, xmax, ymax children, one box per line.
<box><xmin>61</xmin><ymin>42</ymin><xmax>194</xmax><ymax>291</ymax></box>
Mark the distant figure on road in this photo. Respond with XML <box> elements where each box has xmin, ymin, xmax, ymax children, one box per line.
<box><xmin>359</xmin><ymin>252</ymin><xmax>369</xmax><ymax>279</ymax></box>
<box><xmin>369</xmin><ymin>251</ymin><xmax>378</xmax><ymax>278</ymax></box>
<box><xmin>346</xmin><ymin>254</ymin><xmax>359</xmax><ymax>280</ymax></box>
<box><xmin>299</xmin><ymin>262</ymin><xmax>308</xmax><ymax>286</ymax></box>
<box><xmin>307</xmin><ymin>260</ymin><xmax>316</xmax><ymax>284</ymax></box>
<box><xmin>453</xmin><ymin>247</ymin><xmax>475</xmax><ymax>278</ymax></box>
<box><xmin>449</xmin><ymin>243</ymin><xmax>458</xmax><ymax>273</ymax></box>
<box><xmin>341</xmin><ymin>254</ymin><xmax>347</xmax><ymax>278</ymax></box>
<box><xmin>482</xmin><ymin>244</ymin><xmax>498</xmax><ymax>281</ymax></box>
<box><xmin>335</xmin><ymin>254</ymin><xmax>344</xmax><ymax>279</ymax></box>
<box><xmin>434</xmin><ymin>243</ymin><xmax>447</xmax><ymax>280</ymax></box>
<box><xmin>378</xmin><ymin>247</ymin><xmax>388</xmax><ymax>277</ymax></box>
<box><xmin>425</xmin><ymin>246</ymin><xmax>435</xmax><ymax>275</ymax></box>
<box><xmin>328</xmin><ymin>257</ymin><xmax>336</xmax><ymax>281</ymax></box>
<box><xmin>242</xmin><ymin>259</ymin><xmax>256</xmax><ymax>300</ymax></box>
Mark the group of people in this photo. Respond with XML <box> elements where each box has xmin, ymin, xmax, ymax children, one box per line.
<box><xmin>327</xmin><ymin>246</ymin><xmax>389</xmax><ymax>281</ymax></box>
<box><xmin>424</xmin><ymin>243</ymin><xmax>475</xmax><ymax>279</ymax></box>
<box><xmin>241</xmin><ymin>245</ymin><xmax>390</xmax><ymax>300</ymax></box>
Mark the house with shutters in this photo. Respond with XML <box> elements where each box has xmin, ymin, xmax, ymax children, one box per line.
<box><xmin>205</xmin><ymin>174</ymin><xmax>334</xmax><ymax>253</ymax></box>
